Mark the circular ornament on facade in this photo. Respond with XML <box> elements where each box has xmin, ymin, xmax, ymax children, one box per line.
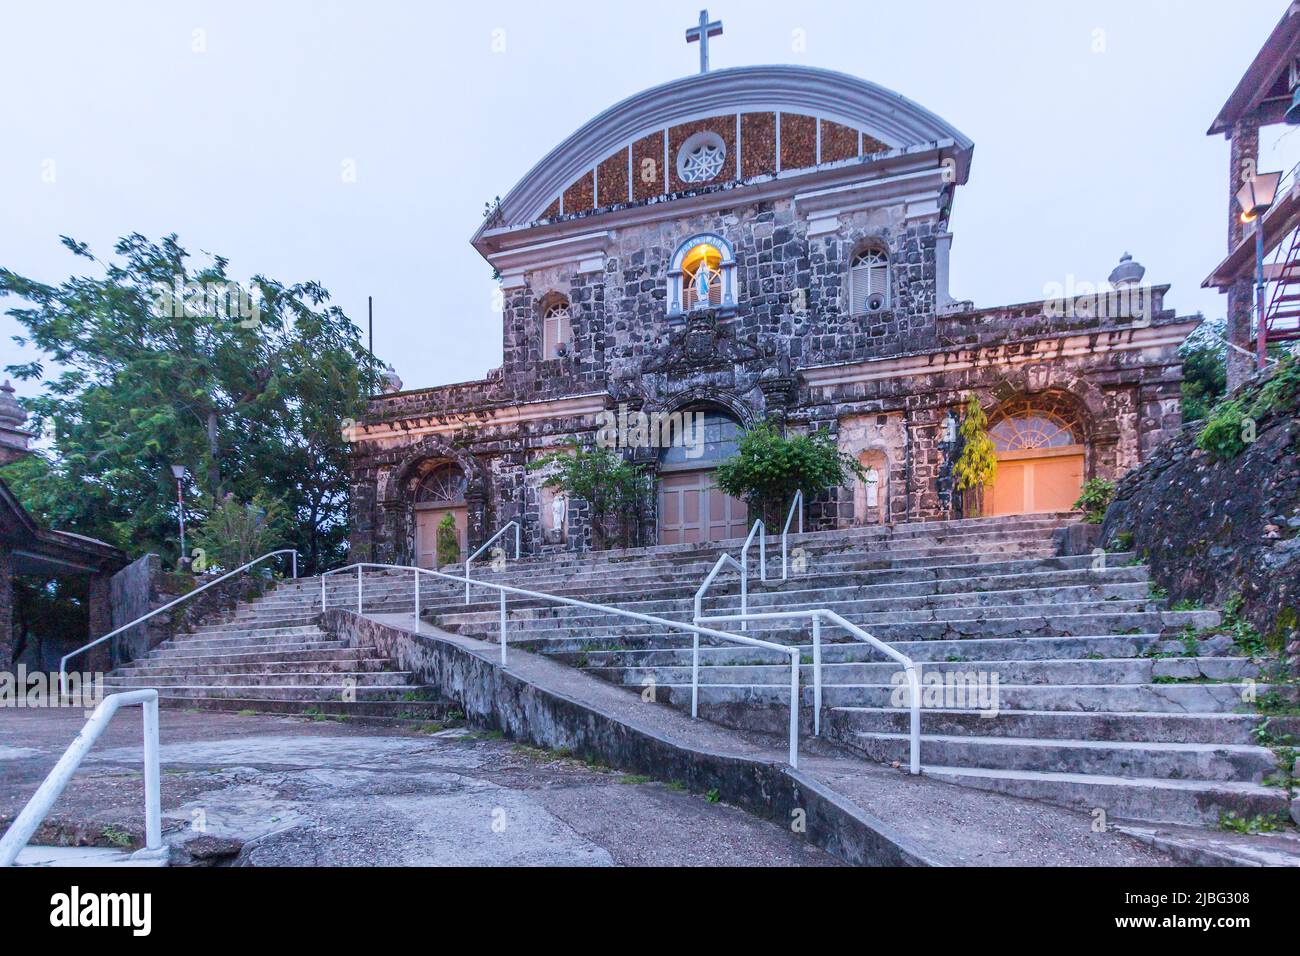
<box><xmin>676</xmin><ymin>131</ymin><xmax>727</xmax><ymax>184</ymax></box>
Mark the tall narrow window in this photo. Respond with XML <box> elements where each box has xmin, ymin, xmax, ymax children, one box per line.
<box><xmin>542</xmin><ymin>300</ymin><xmax>572</xmax><ymax>359</ymax></box>
<box><xmin>849</xmin><ymin>248</ymin><xmax>890</xmax><ymax>315</ymax></box>
<box><xmin>681</xmin><ymin>243</ymin><xmax>723</xmax><ymax>310</ymax></box>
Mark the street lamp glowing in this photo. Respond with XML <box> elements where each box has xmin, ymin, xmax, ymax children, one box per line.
<box><xmin>1236</xmin><ymin>170</ymin><xmax>1282</xmax><ymax>222</ymax></box>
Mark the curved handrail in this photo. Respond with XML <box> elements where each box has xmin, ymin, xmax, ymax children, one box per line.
<box><xmin>323</xmin><ymin>561</ymin><xmax>805</xmax><ymax>767</ymax></box>
<box><xmin>781</xmin><ymin>490</ymin><xmax>804</xmax><ymax>579</ymax></box>
<box><xmin>697</xmin><ymin>606</ymin><xmax>922</xmax><ymax>775</ymax></box>
<box><xmin>0</xmin><ymin>690</ymin><xmax>165</xmax><ymax>866</ymax></box>
<box><xmin>60</xmin><ymin>548</ymin><xmax>298</xmax><ymax>696</ymax></box>
<box><xmin>465</xmin><ymin>520</ymin><xmax>522</xmax><ymax>603</ymax></box>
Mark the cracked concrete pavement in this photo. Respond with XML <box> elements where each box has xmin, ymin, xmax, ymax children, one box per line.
<box><xmin>0</xmin><ymin>708</ymin><xmax>838</xmax><ymax>866</ymax></box>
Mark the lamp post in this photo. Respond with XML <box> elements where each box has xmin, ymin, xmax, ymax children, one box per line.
<box><xmin>1236</xmin><ymin>169</ymin><xmax>1282</xmax><ymax>370</ymax></box>
<box><xmin>170</xmin><ymin>464</ymin><xmax>188</xmax><ymax>570</ymax></box>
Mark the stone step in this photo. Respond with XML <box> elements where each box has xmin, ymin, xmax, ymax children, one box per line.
<box><xmin>589</xmin><ymin>656</ymin><xmax>1261</xmax><ymax>688</ymax></box>
<box><xmin>101</xmin><ymin>681</ymin><xmax>435</xmax><ymax>702</ymax></box>
<box><xmin>579</xmin><ymin>632</ymin><xmax>1241</xmax><ymax>666</ymax></box>
<box><xmin>666</xmin><ymin>680</ymin><xmax>1271</xmax><ymax>714</ymax></box>
<box><xmin>848</xmin><ymin>731</ymin><xmax>1276</xmax><ymax>782</ymax></box>
<box><xmin>126</xmin><ymin>645</ymin><xmax>381</xmax><ymax>669</ymax></box>
<box><xmin>495</xmin><ymin>609</ymin><xmax>1214</xmax><ymax>649</ymax></box>
<box><xmin>825</xmin><ymin>706</ymin><xmax>1265</xmax><ymax>745</ymax></box>
<box><xmin>437</xmin><ymin>582</ymin><xmax>1173</xmax><ymax>629</ymax></box>
<box><xmin>148</xmin><ymin>694</ymin><xmax>448</xmax><ymax>721</ymax></box>
<box><xmin>159</xmin><ymin>633</ymin><xmax>336</xmax><ymax>652</ymax></box>
<box><xmin>106</xmin><ymin>669</ymin><xmax>415</xmax><ymax>688</ymax></box>
<box><xmin>919</xmin><ymin>765</ymin><xmax>1291</xmax><ymax>827</ymax></box>
<box><xmin>115</xmin><ymin>657</ymin><xmax>396</xmax><ymax>678</ymax></box>
<box><xmin>432</xmin><ymin>563</ymin><xmax>1152</xmax><ymax>616</ymax></box>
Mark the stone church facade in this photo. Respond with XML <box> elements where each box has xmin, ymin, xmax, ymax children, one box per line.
<box><xmin>349</xmin><ymin>65</ymin><xmax>1197</xmax><ymax>566</ymax></box>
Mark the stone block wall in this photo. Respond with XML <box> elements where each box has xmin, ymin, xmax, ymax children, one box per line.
<box><xmin>1101</xmin><ymin>368</ymin><xmax>1300</xmax><ymax>670</ymax></box>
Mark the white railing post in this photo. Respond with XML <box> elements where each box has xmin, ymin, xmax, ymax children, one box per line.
<box><xmin>0</xmin><ymin>691</ymin><xmax>165</xmax><ymax>867</ymax></box>
<box><xmin>320</xmin><ymin>573</ymin><xmax>326</xmax><ymax>613</ymax></box>
<box><xmin>740</xmin><ymin>559</ymin><xmax>748</xmax><ymax>631</ymax></box>
<box><xmin>413</xmin><ymin>565</ymin><xmax>420</xmax><ymax>628</ymax></box>
<box><xmin>788</xmin><ymin>650</ymin><xmax>800</xmax><ymax>769</ymax></box>
<box><xmin>291</xmin><ymin>552</ymin><xmax>298</xmax><ymax>579</ymax></box>
<box><xmin>781</xmin><ymin>490</ymin><xmax>803</xmax><ymax>581</ymax></box>
<box><xmin>691</xmin><ymin>632</ymin><xmax>700</xmax><ymax>718</ymax></box>
<box><xmin>465</xmin><ymin>556</ymin><xmax>472</xmax><ymax>605</ymax></box>
<box><xmin>499</xmin><ymin>590</ymin><xmax>508</xmax><ymax>665</ymax></box>
<box><xmin>906</xmin><ymin>662</ymin><xmax>921</xmax><ymax>775</ymax></box>
<box><xmin>759</xmin><ymin>524</ymin><xmax>767</xmax><ymax>582</ymax></box>
<box><xmin>357</xmin><ymin>564</ymin><xmax>363</xmax><ymax>613</ymax></box>
<box><xmin>812</xmin><ymin>615</ymin><xmax>822</xmax><ymax>736</ymax></box>
<box><xmin>142</xmin><ymin>694</ymin><xmax>162</xmax><ymax>852</ymax></box>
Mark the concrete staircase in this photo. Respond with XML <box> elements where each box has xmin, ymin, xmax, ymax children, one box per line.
<box><xmin>415</xmin><ymin>513</ymin><xmax>1293</xmax><ymax>830</ymax></box>
<box><xmin>103</xmin><ymin>590</ymin><xmax>446</xmax><ymax>722</ymax></box>
<box><xmin>110</xmin><ymin>512</ymin><xmax>1297</xmax><ymax>834</ymax></box>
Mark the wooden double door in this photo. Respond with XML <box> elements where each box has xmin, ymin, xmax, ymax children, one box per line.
<box><xmin>658</xmin><ymin>469</ymin><xmax>748</xmax><ymax>544</ymax></box>
<box><xmin>987</xmin><ymin>446</ymin><xmax>1085</xmax><ymax>516</ymax></box>
<box><xmin>415</xmin><ymin>505</ymin><xmax>467</xmax><ymax>569</ymax></box>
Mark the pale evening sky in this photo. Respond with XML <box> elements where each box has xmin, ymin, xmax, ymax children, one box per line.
<box><xmin>1</xmin><ymin>0</ymin><xmax>1295</xmax><ymax>397</ymax></box>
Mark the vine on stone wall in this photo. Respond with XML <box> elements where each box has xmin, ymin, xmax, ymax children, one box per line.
<box><xmin>953</xmin><ymin>395</ymin><xmax>998</xmax><ymax>517</ymax></box>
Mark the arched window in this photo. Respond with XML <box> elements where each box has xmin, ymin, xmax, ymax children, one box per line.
<box><xmin>668</xmin><ymin>234</ymin><xmax>737</xmax><ymax>316</ymax></box>
<box><xmin>415</xmin><ymin>464</ymin><xmax>466</xmax><ymax>504</ymax></box>
<box><xmin>659</xmin><ymin>407</ymin><xmax>742</xmax><ymax>469</ymax></box>
<box><xmin>682</xmin><ymin>243</ymin><xmax>723</xmax><ymax>311</ymax></box>
<box><xmin>542</xmin><ymin>299</ymin><xmax>572</xmax><ymax>359</ymax></box>
<box><xmin>989</xmin><ymin>411</ymin><xmax>1077</xmax><ymax>452</ymax></box>
<box><xmin>849</xmin><ymin>247</ymin><xmax>890</xmax><ymax>315</ymax></box>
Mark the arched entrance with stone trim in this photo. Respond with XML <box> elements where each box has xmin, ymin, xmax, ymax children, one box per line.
<box><xmin>985</xmin><ymin>396</ymin><xmax>1087</xmax><ymax>516</ymax></box>
<box><xmin>656</xmin><ymin>405</ymin><xmax>749</xmax><ymax>544</ymax></box>
<box><xmin>376</xmin><ymin>439</ymin><xmax>487</xmax><ymax>567</ymax></box>
<box><xmin>412</xmin><ymin>463</ymin><xmax>468</xmax><ymax>568</ymax></box>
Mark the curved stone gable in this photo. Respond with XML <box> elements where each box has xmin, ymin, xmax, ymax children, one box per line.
<box><xmin>478</xmin><ymin>65</ymin><xmax>974</xmax><ymax>233</ymax></box>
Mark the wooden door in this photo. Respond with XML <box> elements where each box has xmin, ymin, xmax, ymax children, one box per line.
<box><xmin>988</xmin><ymin>448</ymin><xmax>1085</xmax><ymax>516</ymax></box>
<box><xmin>658</xmin><ymin>470</ymin><xmax>747</xmax><ymax>544</ymax></box>
<box><xmin>415</xmin><ymin>506</ymin><xmax>467</xmax><ymax>568</ymax></box>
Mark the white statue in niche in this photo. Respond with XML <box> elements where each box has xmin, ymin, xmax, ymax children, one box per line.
<box><xmin>549</xmin><ymin>494</ymin><xmax>567</xmax><ymax>533</ymax></box>
<box><xmin>865</xmin><ymin>468</ymin><xmax>879</xmax><ymax>507</ymax></box>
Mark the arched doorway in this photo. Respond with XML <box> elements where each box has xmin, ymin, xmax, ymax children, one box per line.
<box><xmin>657</xmin><ymin>408</ymin><xmax>749</xmax><ymax>544</ymax></box>
<box><xmin>413</xmin><ymin>463</ymin><xmax>468</xmax><ymax>568</ymax></box>
<box><xmin>986</xmin><ymin>406</ymin><xmax>1085</xmax><ymax>516</ymax></box>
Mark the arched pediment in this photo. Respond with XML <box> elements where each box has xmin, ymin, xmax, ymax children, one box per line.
<box><xmin>473</xmin><ymin>65</ymin><xmax>974</xmax><ymax>237</ymax></box>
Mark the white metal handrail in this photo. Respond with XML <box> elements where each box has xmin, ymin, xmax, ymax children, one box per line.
<box><xmin>60</xmin><ymin>548</ymin><xmax>299</xmax><ymax>696</ymax></box>
<box><xmin>697</xmin><ymin>607</ymin><xmax>922</xmax><ymax>775</ymax></box>
<box><xmin>322</xmin><ymin>561</ymin><xmax>805</xmax><ymax>767</ymax></box>
<box><xmin>693</xmin><ymin>492</ymin><xmax>803</xmax><ymax>635</ymax></box>
<box><xmin>781</xmin><ymin>490</ymin><xmax>804</xmax><ymax>579</ymax></box>
<box><xmin>0</xmin><ymin>690</ymin><xmax>165</xmax><ymax>867</ymax></box>
<box><xmin>465</xmin><ymin>520</ymin><xmax>522</xmax><ymax>603</ymax></box>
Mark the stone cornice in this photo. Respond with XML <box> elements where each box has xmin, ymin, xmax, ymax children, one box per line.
<box><xmin>357</xmin><ymin>393</ymin><xmax>607</xmax><ymax>443</ymax></box>
<box><xmin>800</xmin><ymin>319</ymin><xmax>1201</xmax><ymax>391</ymax></box>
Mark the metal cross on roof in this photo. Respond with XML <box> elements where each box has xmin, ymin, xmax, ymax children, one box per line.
<box><xmin>685</xmin><ymin>9</ymin><xmax>723</xmax><ymax>74</ymax></box>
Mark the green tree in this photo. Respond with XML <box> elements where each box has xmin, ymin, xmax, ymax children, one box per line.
<box><xmin>189</xmin><ymin>493</ymin><xmax>287</xmax><ymax>572</ymax></box>
<box><xmin>435</xmin><ymin>513</ymin><xmax>460</xmax><ymax>566</ymax></box>
<box><xmin>0</xmin><ymin>233</ymin><xmax>380</xmax><ymax>572</ymax></box>
<box><xmin>952</xmin><ymin>395</ymin><xmax>997</xmax><ymax>517</ymax></box>
<box><xmin>529</xmin><ymin>442</ymin><xmax>648</xmax><ymax>549</ymax></box>
<box><xmin>712</xmin><ymin>422</ymin><xmax>865</xmax><ymax>527</ymax></box>
<box><xmin>1179</xmin><ymin>317</ymin><xmax>1227</xmax><ymax>422</ymax></box>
